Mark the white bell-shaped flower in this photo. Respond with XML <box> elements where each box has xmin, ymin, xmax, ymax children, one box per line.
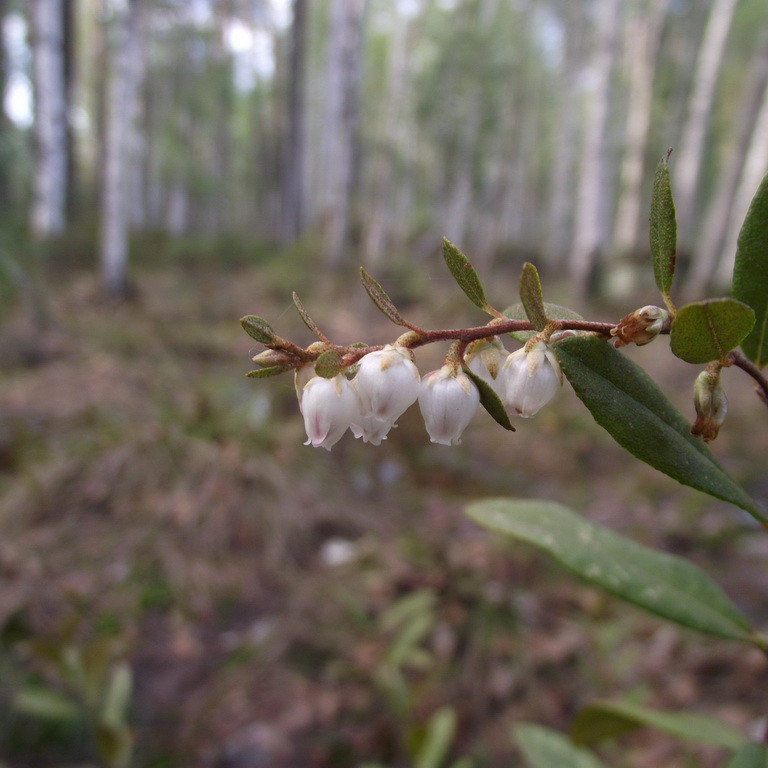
<box><xmin>418</xmin><ymin>365</ymin><xmax>480</xmax><ymax>445</ymax></box>
<box><xmin>464</xmin><ymin>338</ymin><xmax>508</xmax><ymax>399</ymax></box>
<box><xmin>354</xmin><ymin>344</ymin><xmax>420</xmax><ymax>425</ymax></box>
<box><xmin>300</xmin><ymin>374</ymin><xmax>358</xmax><ymax>450</ymax></box>
<box><xmin>500</xmin><ymin>341</ymin><xmax>562</xmax><ymax>418</ymax></box>
<box><xmin>350</xmin><ymin>412</ymin><xmax>397</xmax><ymax>445</ymax></box>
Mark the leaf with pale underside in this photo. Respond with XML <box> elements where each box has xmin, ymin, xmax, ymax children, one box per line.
<box><xmin>515</xmin><ymin>724</ymin><xmax>608</xmax><ymax>768</ymax></box>
<box><xmin>314</xmin><ymin>349</ymin><xmax>344</xmax><ymax>378</ymax></box>
<box><xmin>240</xmin><ymin>315</ymin><xmax>276</xmax><ymax>344</ymax></box>
<box><xmin>466</xmin><ymin>498</ymin><xmax>755</xmax><ymax>641</ymax></box>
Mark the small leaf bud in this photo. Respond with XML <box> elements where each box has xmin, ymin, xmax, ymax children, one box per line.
<box><xmin>251</xmin><ymin>349</ymin><xmax>293</xmax><ymax>368</ymax></box>
<box><xmin>691</xmin><ymin>369</ymin><xmax>728</xmax><ymax>442</ymax></box>
<box><xmin>464</xmin><ymin>338</ymin><xmax>507</xmax><ymax>398</ymax></box>
<box><xmin>611</xmin><ymin>305</ymin><xmax>668</xmax><ymax>347</ymax></box>
<box><xmin>418</xmin><ymin>365</ymin><xmax>480</xmax><ymax>445</ymax></box>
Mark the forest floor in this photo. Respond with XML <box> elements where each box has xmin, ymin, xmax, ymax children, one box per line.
<box><xmin>1</xmin><ymin>260</ymin><xmax>767</xmax><ymax>768</ymax></box>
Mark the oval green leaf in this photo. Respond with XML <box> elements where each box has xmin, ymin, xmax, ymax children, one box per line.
<box><xmin>732</xmin><ymin>171</ymin><xmax>768</xmax><ymax>367</ymax></box>
<box><xmin>503</xmin><ymin>302</ymin><xmax>584</xmax><ymax>342</ymax></box>
<box><xmin>442</xmin><ymin>238</ymin><xmax>488</xmax><ymax>311</ymax></box>
<box><xmin>519</xmin><ymin>262</ymin><xmax>547</xmax><ymax>331</ymax></box>
<box><xmin>726</xmin><ymin>743</ymin><xmax>768</xmax><ymax>768</ymax></box>
<box><xmin>670</xmin><ymin>299</ymin><xmax>755</xmax><ymax>363</ymax></box>
<box><xmin>414</xmin><ymin>707</ymin><xmax>457</xmax><ymax>768</ymax></box>
<box><xmin>246</xmin><ymin>365</ymin><xmax>283</xmax><ymax>378</ymax></box>
<box><xmin>650</xmin><ymin>149</ymin><xmax>677</xmax><ymax>296</ymax></box>
<box><xmin>466</xmin><ymin>498</ymin><xmax>754</xmax><ymax>641</ymax></box>
<box><xmin>554</xmin><ymin>335</ymin><xmax>767</xmax><ymax>524</ymax></box>
<box><xmin>515</xmin><ymin>724</ymin><xmax>609</xmax><ymax>768</ymax></box>
<box><xmin>314</xmin><ymin>348</ymin><xmax>344</xmax><ymax>379</ymax></box>
<box><xmin>240</xmin><ymin>315</ymin><xmax>276</xmax><ymax>344</ymax></box>
<box><xmin>571</xmin><ymin>699</ymin><xmax>742</xmax><ymax>749</ymax></box>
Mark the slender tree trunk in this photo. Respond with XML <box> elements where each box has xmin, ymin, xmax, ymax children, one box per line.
<box><xmin>99</xmin><ymin>0</ymin><xmax>140</xmax><ymax>297</ymax></box>
<box><xmin>0</xmin><ymin>0</ymin><xmax>12</xmax><ymax>218</ymax></box>
<box><xmin>30</xmin><ymin>0</ymin><xmax>68</xmax><ymax>237</ymax></box>
<box><xmin>321</xmin><ymin>0</ymin><xmax>366</xmax><ymax>268</ymax></box>
<box><xmin>568</xmin><ymin>0</ymin><xmax>621</xmax><ymax>296</ymax></box>
<box><xmin>674</xmin><ymin>0</ymin><xmax>738</xmax><ymax>245</ymax></box>
<box><xmin>686</xmin><ymin>29</ymin><xmax>768</xmax><ymax>296</ymax></box>
<box><xmin>712</xmin><ymin>80</ymin><xmax>768</xmax><ymax>287</ymax></box>
<box><xmin>611</xmin><ymin>0</ymin><xmax>670</xmax><ymax>255</ymax></box>
<box><xmin>280</xmin><ymin>0</ymin><xmax>308</xmax><ymax>244</ymax></box>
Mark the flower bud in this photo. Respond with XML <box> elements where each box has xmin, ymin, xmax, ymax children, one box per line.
<box><xmin>500</xmin><ymin>341</ymin><xmax>562</xmax><ymax>418</ymax></box>
<box><xmin>418</xmin><ymin>366</ymin><xmax>480</xmax><ymax>445</ymax></box>
<box><xmin>251</xmin><ymin>349</ymin><xmax>293</xmax><ymax>368</ymax></box>
<box><xmin>354</xmin><ymin>344</ymin><xmax>420</xmax><ymax>425</ymax></box>
<box><xmin>300</xmin><ymin>374</ymin><xmax>358</xmax><ymax>450</ymax></box>
<box><xmin>691</xmin><ymin>369</ymin><xmax>728</xmax><ymax>442</ymax></box>
<box><xmin>464</xmin><ymin>338</ymin><xmax>507</xmax><ymax>398</ymax></box>
<box><xmin>611</xmin><ymin>305</ymin><xmax>668</xmax><ymax>347</ymax></box>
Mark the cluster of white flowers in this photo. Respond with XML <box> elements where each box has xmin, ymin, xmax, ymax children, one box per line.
<box><xmin>296</xmin><ymin>340</ymin><xmax>563</xmax><ymax>451</ymax></box>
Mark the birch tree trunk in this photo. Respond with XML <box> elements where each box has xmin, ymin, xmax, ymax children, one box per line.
<box><xmin>673</xmin><ymin>0</ymin><xmax>738</xmax><ymax>245</ymax></box>
<box><xmin>0</xmin><ymin>0</ymin><xmax>12</xmax><ymax>217</ymax></box>
<box><xmin>686</xmin><ymin>29</ymin><xmax>768</xmax><ymax>296</ymax></box>
<box><xmin>611</xmin><ymin>0</ymin><xmax>670</xmax><ymax>254</ymax></box>
<box><xmin>280</xmin><ymin>0</ymin><xmax>308</xmax><ymax>244</ymax></box>
<box><xmin>321</xmin><ymin>0</ymin><xmax>366</xmax><ymax>269</ymax></box>
<box><xmin>30</xmin><ymin>0</ymin><xmax>68</xmax><ymax>237</ymax></box>
<box><xmin>711</xmin><ymin>81</ymin><xmax>768</xmax><ymax>287</ymax></box>
<box><xmin>99</xmin><ymin>0</ymin><xmax>141</xmax><ymax>297</ymax></box>
<box><xmin>568</xmin><ymin>0</ymin><xmax>621</xmax><ymax>296</ymax></box>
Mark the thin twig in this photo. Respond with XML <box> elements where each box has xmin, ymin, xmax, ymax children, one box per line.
<box><xmin>729</xmin><ymin>349</ymin><xmax>768</xmax><ymax>407</ymax></box>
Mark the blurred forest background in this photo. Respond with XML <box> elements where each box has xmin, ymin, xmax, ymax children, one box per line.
<box><xmin>1</xmin><ymin>1</ymin><xmax>768</xmax><ymax>767</ymax></box>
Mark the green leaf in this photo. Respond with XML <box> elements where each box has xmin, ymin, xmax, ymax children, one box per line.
<box><xmin>466</xmin><ymin>498</ymin><xmax>754</xmax><ymax>641</ymax></box>
<box><xmin>670</xmin><ymin>299</ymin><xmax>755</xmax><ymax>363</ymax></box>
<box><xmin>292</xmin><ymin>292</ymin><xmax>326</xmax><ymax>340</ymax></box>
<box><xmin>462</xmin><ymin>364</ymin><xmax>515</xmax><ymax>431</ymax></box>
<box><xmin>14</xmin><ymin>685</ymin><xmax>81</xmax><ymax>721</ymax></box>
<box><xmin>246</xmin><ymin>365</ymin><xmax>283</xmax><ymax>378</ymax></box>
<box><xmin>503</xmin><ymin>302</ymin><xmax>584</xmax><ymax>343</ymax></box>
<box><xmin>732</xmin><ymin>171</ymin><xmax>768</xmax><ymax>367</ymax></box>
<box><xmin>554</xmin><ymin>335</ymin><xmax>767</xmax><ymax>524</ymax></box>
<box><xmin>414</xmin><ymin>707</ymin><xmax>457</xmax><ymax>768</ymax></box>
<box><xmin>515</xmin><ymin>724</ymin><xmax>609</xmax><ymax>768</ymax></box>
<box><xmin>101</xmin><ymin>662</ymin><xmax>133</xmax><ymax>729</ymax></box>
<box><xmin>442</xmin><ymin>238</ymin><xmax>488</xmax><ymax>311</ymax></box>
<box><xmin>519</xmin><ymin>262</ymin><xmax>547</xmax><ymax>331</ymax></box>
<box><xmin>240</xmin><ymin>315</ymin><xmax>277</xmax><ymax>344</ymax></box>
<box><xmin>314</xmin><ymin>349</ymin><xmax>344</xmax><ymax>378</ymax></box>
<box><xmin>650</xmin><ymin>149</ymin><xmax>677</xmax><ymax>296</ymax></box>
<box><xmin>726</xmin><ymin>743</ymin><xmax>768</xmax><ymax>768</ymax></box>
<box><xmin>571</xmin><ymin>699</ymin><xmax>743</xmax><ymax>749</ymax></box>
<box><xmin>359</xmin><ymin>267</ymin><xmax>407</xmax><ymax>326</ymax></box>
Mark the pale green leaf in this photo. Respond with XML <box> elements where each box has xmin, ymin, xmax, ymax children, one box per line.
<box><xmin>670</xmin><ymin>299</ymin><xmax>755</xmax><ymax>363</ymax></box>
<box><xmin>240</xmin><ymin>315</ymin><xmax>276</xmax><ymax>344</ymax></box>
<box><xmin>571</xmin><ymin>699</ymin><xmax>742</xmax><ymax>749</ymax></box>
<box><xmin>314</xmin><ymin>349</ymin><xmax>344</xmax><ymax>378</ymax></box>
<box><xmin>246</xmin><ymin>365</ymin><xmax>283</xmax><ymax>378</ymax></box>
<box><xmin>725</xmin><ymin>743</ymin><xmax>768</xmax><ymax>768</ymax></box>
<box><xmin>466</xmin><ymin>499</ymin><xmax>754</xmax><ymax>641</ymax></box>
<box><xmin>519</xmin><ymin>262</ymin><xmax>547</xmax><ymax>331</ymax></box>
<box><xmin>554</xmin><ymin>335</ymin><xmax>767</xmax><ymax>524</ymax></box>
<box><xmin>515</xmin><ymin>724</ymin><xmax>609</xmax><ymax>768</ymax></box>
<box><xmin>415</xmin><ymin>707</ymin><xmax>457</xmax><ymax>768</ymax></box>
<box><xmin>732</xmin><ymin>171</ymin><xmax>768</xmax><ymax>367</ymax></box>
<box><xmin>14</xmin><ymin>686</ymin><xmax>80</xmax><ymax>721</ymax></box>
<box><xmin>359</xmin><ymin>267</ymin><xmax>407</xmax><ymax>326</ymax></box>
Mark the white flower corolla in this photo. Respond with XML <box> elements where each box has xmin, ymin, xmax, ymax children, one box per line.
<box><xmin>418</xmin><ymin>365</ymin><xmax>480</xmax><ymax>445</ymax></box>
<box><xmin>300</xmin><ymin>374</ymin><xmax>358</xmax><ymax>450</ymax></box>
<box><xmin>353</xmin><ymin>344</ymin><xmax>420</xmax><ymax>425</ymax></box>
<box><xmin>464</xmin><ymin>338</ymin><xmax>508</xmax><ymax>399</ymax></box>
<box><xmin>500</xmin><ymin>341</ymin><xmax>562</xmax><ymax>418</ymax></box>
<box><xmin>350</xmin><ymin>412</ymin><xmax>396</xmax><ymax>445</ymax></box>
<box><xmin>294</xmin><ymin>364</ymin><xmax>316</xmax><ymax>413</ymax></box>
